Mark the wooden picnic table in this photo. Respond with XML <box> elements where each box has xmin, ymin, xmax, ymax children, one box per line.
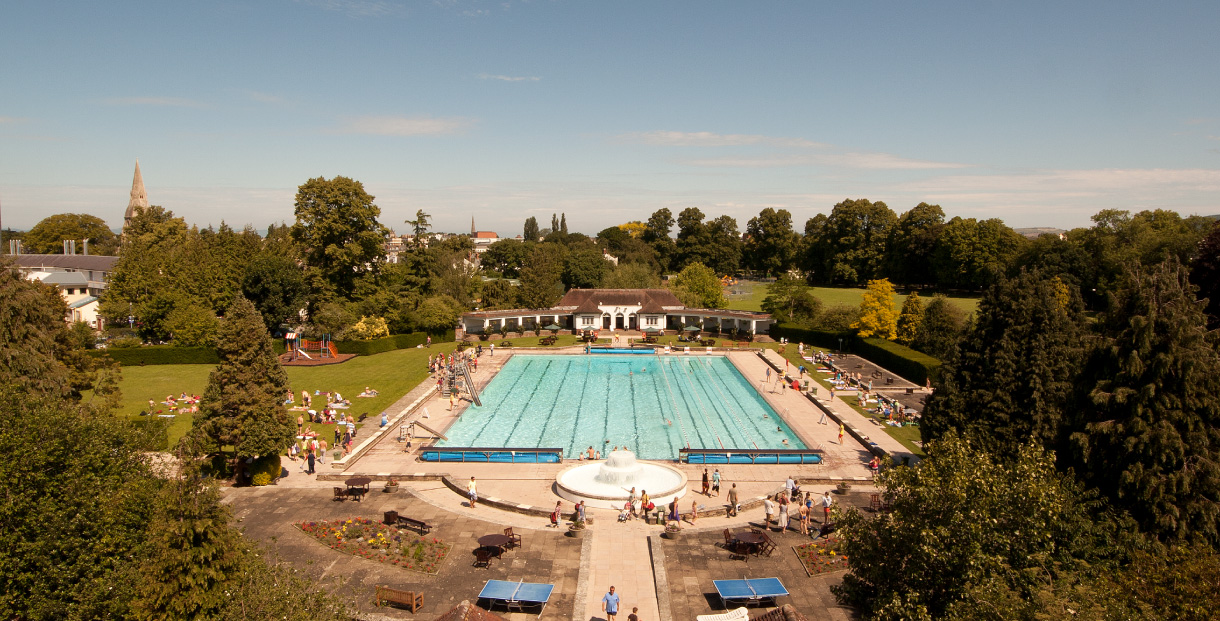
<box><xmin>478</xmin><ymin>533</ymin><xmax>512</xmax><ymax>553</ymax></box>
<box><xmin>345</xmin><ymin>476</ymin><xmax>372</xmax><ymax>501</ymax></box>
<box><xmin>733</xmin><ymin>531</ymin><xmax>767</xmax><ymax>556</ymax></box>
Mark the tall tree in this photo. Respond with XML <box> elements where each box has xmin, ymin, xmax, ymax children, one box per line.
<box><xmin>523</xmin><ymin>216</ymin><xmax>540</xmax><ymax>242</ymax></box>
<box><xmin>562</xmin><ymin>246</ymin><xmax>612</xmax><ymax>290</ymax></box>
<box><xmin>674</xmin><ymin>207</ymin><xmax>712</xmax><ymax>271</ymax></box>
<box><xmin>480</xmin><ymin>238</ymin><xmax>531</xmax><ymax>278</ymax></box>
<box><xmin>560</xmin><ymin>212</ymin><xmax>568</xmax><ymax>234</ymax></box>
<box><xmin>1189</xmin><ymin>223</ymin><xmax>1220</xmax><ymax>329</ymax></box>
<box><xmin>551</xmin><ymin>213</ymin><xmax>559</xmax><ymax>233</ymax></box>
<box><xmin>885</xmin><ymin>202</ymin><xmax>944</xmax><ymax>286</ymax></box>
<box><xmin>705</xmin><ymin>215</ymin><xmax>743</xmax><ymax>275</ymax></box>
<box><xmin>23</xmin><ymin>213</ymin><xmax>120</xmax><ymax>255</ymax></box>
<box><xmin>922</xmin><ymin>271</ymin><xmax>1084</xmax><ymax>456</ymax></box>
<box><xmin>404</xmin><ymin>209</ymin><xmax>431</xmax><ymax>248</ymax></box>
<box><xmin>895</xmin><ymin>292</ymin><xmax>923</xmax><ymax>346</ymax></box>
<box><xmin>913</xmin><ymin>295</ymin><xmax>966</xmax><ymax>360</ymax></box>
<box><xmin>853</xmin><ymin>278</ymin><xmax>898</xmax><ymax>340</ymax></box>
<box><xmin>933</xmin><ymin>216</ymin><xmax>1027</xmax><ymax>290</ymax></box>
<box><xmin>241</xmin><ymin>253</ymin><xmax>307</xmax><ymax>333</ymax></box>
<box><xmin>518</xmin><ymin>243</ymin><xmax>567</xmax><ymax>308</ymax></box>
<box><xmin>642</xmin><ymin>208</ymin><xmax>676</xmax><ymax>272</ymax></box>
<box><xmin>0</xmin><ymin>263</ymin><xmax>72</xmax><ymax>396</ymax></box>
<box><xmin>669</xmin><ymin>262</ymin><xmax>725</xmax><ymax>309</ymax></box>
<box><xmin>743</xmin><ymin>208</ymin><xmax>798</xmax><ymax>277</ymax></box>
<box><xmin>817</xmin><ymin>199</ymin><xmax>897</xmax><ymax>285</ymax></box>
<box><xmin>761</xmin><ymin>274</ymin><xmax>821</xmax><ymax>325</ymax></box>
<box><xmin>601</xmin><ymin>262</ymin><xmax>662</xmax><ymax>289</ymax></box>
<box><xmin>193</xmin><ymin>297</ymin><xmax>295</xmax><ymax>465</ymax></box>
<box><xmin>289</xmin><ymin>176</ymin><xmax>389</xmax><ymax>301</ymax></box>
<box><xmin>1070</xmin><ymin>258</ymin><xmax>1220</xmax><ymax>545</ymax></box>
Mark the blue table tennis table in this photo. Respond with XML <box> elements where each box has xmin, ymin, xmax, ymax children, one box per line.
<box><xmin>712</xmin><ymin>577</ymin><xmax>789</xmax><ymax>607</ymax></box>
<box><xmin>478</xmin><ymin>579</ymin><xmax>555</xmax><ymax>617</ymax></box>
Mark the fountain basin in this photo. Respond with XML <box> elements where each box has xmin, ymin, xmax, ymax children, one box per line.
<box><xmin>555</xmin><ymin>450</ymin><xmax>687</xmax><ymax>510</ymax></box>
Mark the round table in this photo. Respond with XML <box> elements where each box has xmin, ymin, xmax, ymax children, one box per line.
<box><xmin>478</xmin><ymin>534</ymin><xmax>512</xmax><ymax>549</ymax></box>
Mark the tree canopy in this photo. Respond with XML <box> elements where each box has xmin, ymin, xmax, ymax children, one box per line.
<box><xmin>23</xmin><ymin>213</ymin><xmax>119</xmax><ymax>255</ymax></box>
<box><xmin>290</xmin><ymin>176</ymin><xmax>388</xmax><ymax>301</ymax></box>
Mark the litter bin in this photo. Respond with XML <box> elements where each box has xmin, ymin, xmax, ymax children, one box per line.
<box><xmin>384</xmin><ymin>510</ymin><xmax>398</xmax><ymax>525</ymax></box>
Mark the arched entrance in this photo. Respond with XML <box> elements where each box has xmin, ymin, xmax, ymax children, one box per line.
<box><xmin>615</xmin><ymin>314</ymin><xmax>625</xmax><ymax>330</ymax></box>
<box><xmin>603</xmin><ymin>314</ymin><xmax>611</xmax><ymax>329</ymax></box>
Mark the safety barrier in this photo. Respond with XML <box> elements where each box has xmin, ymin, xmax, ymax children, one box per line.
<box><xmin>419</xmin><ymin>447</ymin><xmax>564</xmax><ymax>463</ymax></box>
<box><xmin>678</xmin><ymin>448</ymin><xmax>824</xmax><ymax>465</ymax></box>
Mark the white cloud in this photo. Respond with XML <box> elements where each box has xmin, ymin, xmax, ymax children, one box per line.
<box><xmin>295</xmin><ymin>0</ymin><xmax>403</xmax><ymax>18</ymax></box>
<box><xmin>102</xmin><ymin>96</ymin><xmax>208</xmax><ymax>108</ymax></box>
<box><xmin>334</xmin><ymin>115</ymin><xmax>475</xmax><ymax>136</ymax></box>
<box><xmin>684</xmin><ymin>152</ymin><xmax>966</xmax><ymax>170</ymax></box>
<box><xmin>619</xmin><ymin>130</ymin><xmax>824</xmax><ymax>148</ymax></box>
<box><xmin>477</xmin><ymin>73</ymin><xmax>540</xmax><ymax>82</ymax></box>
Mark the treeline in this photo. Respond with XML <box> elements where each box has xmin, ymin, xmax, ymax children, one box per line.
<box><xmin>0</xmin><ymin>265</ymin><xmax>350</xmax><ymax>620</ymax></box>
<box><xmin>831</xmin><ymin>222</ymin><xmax>1220</xmax><ymax>619</ymax></box>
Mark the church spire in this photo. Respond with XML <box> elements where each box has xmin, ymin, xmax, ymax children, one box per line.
<box><xmin>124</xmin><ymin>159</ymin><xmax>149</xmax><ymax>227</ymax></box>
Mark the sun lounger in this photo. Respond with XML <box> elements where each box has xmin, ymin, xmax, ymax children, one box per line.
<box><xmin>478</xmin><ymin>579</ymin><xmax>555</xmax><ymax>617</ymax></box>
<box><xmin>712</xmin><ymin>578</ymin><xmax>789</xmax><ymax>607</ymax></box>
<box><xmin>697</xmin><ymin>607</ymin><xmax>750</xmax><ymax>621</ymax></box>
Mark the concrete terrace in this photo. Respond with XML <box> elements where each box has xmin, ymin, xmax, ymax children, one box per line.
<box><xmin>251</xmin><ymin>344</ymin><xmax>888</xmax><ymax>619</ymax></box>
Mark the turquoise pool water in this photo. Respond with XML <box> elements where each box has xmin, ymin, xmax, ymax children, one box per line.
<box><xmin>437</xmin><ymin>355</ymin><xmax>806</xmax><ymax>459</ymax></box>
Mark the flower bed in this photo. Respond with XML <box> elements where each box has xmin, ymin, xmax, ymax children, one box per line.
<box><xmin>794</xmin><ymin>540</ymin><xmax>849</xmax><ymax>575</ymax></box>
<box><xmin>296</xmin><ymin>517</ymin><xmax>450</xmax><ymax>574</ymax></box>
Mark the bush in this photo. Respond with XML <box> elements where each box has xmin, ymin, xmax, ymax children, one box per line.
<box><xmin>128</xmin><ymin>417</ymin><xmax>170</xmax><ymax>451</ymax></box>
<box><xmin>249</xmin><ymin>454</ymin><xmax>281</xmax><ymax>486</ymax></box>
<box><xmin>333</xmin><ymin>330</ymin><xmax>454</xmax><ymax>356</ymax></box>
<box><xmin>108</xmin><ymin>336</ymin><xmax>143</xmax><ymax>349</ymax></box>
<box><xmin>91</xmin><ymin>345</ymin><xmax>220</xmax><ymax>366</ymax></box>
<box><xmin>770</xmin><ymin>323</ymin><xmax>854</xmax><ymax>351</ymax></box>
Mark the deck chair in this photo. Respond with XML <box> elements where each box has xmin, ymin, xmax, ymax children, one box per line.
<box><xmin>504</xmin><ymin>527</ymin><xmax>522</xmax><ymax>549</ymax></box>
<box><xmin>697</xmin><ymin>607</ymin><xmax>750</xmax><ymax>621</ymax></box>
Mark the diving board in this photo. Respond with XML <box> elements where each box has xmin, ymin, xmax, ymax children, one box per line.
<box><xmin>478</xmin><ymin>579</ymin><xmax>554</xmax><ymax>617</ymax></box>
<box><xmin>712</xmin><ymin>577</ymin><xmax>789</xmax><ymax>607</ymax></box>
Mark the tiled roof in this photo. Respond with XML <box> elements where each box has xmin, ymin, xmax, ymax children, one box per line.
<box><xmin>559</xmin><ymin>289</ymin><xmax>684</xmax><ymax>314</ymax></box>
<box><xmin>11</xmin><ymin>254</ymin><xmax>119</xmax><ymax>272</ymax></box>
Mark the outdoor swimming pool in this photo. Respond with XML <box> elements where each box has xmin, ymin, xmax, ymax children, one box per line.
<box><xmin>436</xmin><ymin>355</ymin><xmax>806</xmax><ymax>460</ymax></box>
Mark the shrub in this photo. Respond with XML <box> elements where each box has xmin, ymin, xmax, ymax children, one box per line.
<box><xmin>128</xmin><ymin>417</ymin><xmax>170</xmax><ymax>451</ymax></box>
<box><xmin>333</xmin><ymin>330</ymin><xmax>454</xmax><ymax>356</ymax></box>
<box><xmin>108</xmin><ymin>336</ymin><xmax>143</xmax><ymax>349</ymax></box>
<box><xmin>249</xmin><ymin>454</ymin><xmax>282</xmax><ymax>486</ymax></box>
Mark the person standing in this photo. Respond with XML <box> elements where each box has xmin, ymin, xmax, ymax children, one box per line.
<box><xmin>306</xmin><ymin>448</ymin><xmax>315</xmax><ymax>475</ymax></box>
<box><xmin>785</xmin><ymin>475</ymin><xmax>796</xmax><ymax>501</ymax></box>
<box><xmin>727</xmin><ymin>483</ymin><xmax>738</xmax><ymax>516</ymax></box>
<box><xmin>550</xmin><ymin>501</ymin><xmax>562</xmax><ymax>527</ymax></box>
<box><xmin>467</xmin><ymin>476</ymin><xmax>478</xmax><ymax>508</ymax></box>
<box><xmin>838</xmin><ymin>423</ymin><xmax>845</xmax><ymax>445</ymax></box>
<box><xmin>711</xmin><ymin>469</ymin><xmax>721</xmax><ymax>496</ymax></box>
<box><xmin>702</xmin><ymin>468</ymin><xmax>710</xmax><ymax>496</ymax></box>
<box><xmin>319</xmin><ymin>439</ymin><xmax>328</xmax><ymax>463</ymax></box>
<box><xmin>602</xmin><ymin>586</ymin><xmax>620</xmax><ymax>621</ymax></box>
<box><xmin>821</xmin><ymin>491</ymin><xmax>834</xmax><ymax>524</ymax></box>
<box><xmin>763</xmin><ymin>494</ymin><xmax>776</xmax><ymax>530</ymax></box>
<box><xmin>778</xmin><ymin>494</ymin><xmax>790</xmax><ymax>531</ymax></box>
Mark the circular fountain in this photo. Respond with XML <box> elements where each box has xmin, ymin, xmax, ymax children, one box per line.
<box><xmin>556</xmin><ymin>449</ymin><xmax>688</xmax><ymax>510</ymax></box>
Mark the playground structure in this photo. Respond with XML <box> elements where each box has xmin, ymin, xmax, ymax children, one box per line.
<box><xmin>285</xmin><ymin>333</ymin><xmax>339</xmax><ymax>362</ymax></box>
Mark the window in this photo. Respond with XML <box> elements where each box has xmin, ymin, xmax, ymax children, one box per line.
<box><xmin>582</xmin><ymin>316</ymin><xmax>595</xmax><ymax>326</ymax></box>
<box><xmin>645</xmin><ymin>316</ymin><xmax>658</xmax><ymax>326</ymax></box>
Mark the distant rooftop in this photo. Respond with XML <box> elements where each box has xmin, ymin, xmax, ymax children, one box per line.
<box><xmin>9</xmin><ymin>254</ymin><xmax>119</xmax><ymax>272</ymax></box>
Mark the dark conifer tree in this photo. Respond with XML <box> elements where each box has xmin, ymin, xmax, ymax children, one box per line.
<box><xmin>921</xmin><ymin>271</ymin><xmax>1084</xmax><ymax>456</ymax></box>
<box><xmin>1070</xmin><ymin>258</ymin><xmax>1220</xmax><ymax>544</ymax></box>
<box><xmin>1189</xmin><ymin>223</ymin><xmax>1220</xmax><ymax>329</ymax></box>
<box><xmin>193</xmin><ymin>296</ymin><xmax>295</xmax><ymax>463</ymax></box>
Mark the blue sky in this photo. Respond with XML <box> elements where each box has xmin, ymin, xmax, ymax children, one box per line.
<box><xmin>2</xmin><ymin>0</ymin><xmax>1218</xmax><ymax>235</ymax></box>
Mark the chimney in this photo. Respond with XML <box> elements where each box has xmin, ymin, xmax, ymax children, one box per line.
<box><xmin>83</xmin><ymin>238</ymin><xmax>89</xmax><ymax>255</ymax></box>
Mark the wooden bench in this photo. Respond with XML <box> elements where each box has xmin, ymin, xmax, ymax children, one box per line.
<box><xmin>395</xmin><ymin>515</ymin><xmax>432</xmax><ymax>534</ymax></box>
<box><xmin>375</xmin><ymin>585</ymin><xmax>424</xmax><ymax>612</ymax></box>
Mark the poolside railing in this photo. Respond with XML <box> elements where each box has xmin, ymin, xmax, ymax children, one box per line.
<box><xmin>678</xmin><ymin>448</ymin><xmax>824</xmax><ymax>465</ymax></box>
<box><xmin>419</xmin><ymin>447</ymin><xmax>565</xmax><ymax>463</ymax></box>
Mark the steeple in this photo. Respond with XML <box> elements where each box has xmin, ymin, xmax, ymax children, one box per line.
<box><xmin>124</xmin><ymin>159</ymin><xmax>149</xmax><ymax>227</ymax></box>
<box><xmin>471</xmin><ymin>215</ymin><xmax>476</xmax><ymax>236</ymax></box>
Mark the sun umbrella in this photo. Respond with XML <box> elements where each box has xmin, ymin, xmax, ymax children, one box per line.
<box><xmin>641</xmin><ymin>327</ymin><xmax>660</xmax><ymax>333</ymax></box>
<box><xmin>684</xmin><ymin>325</ymin><xmax>702</xmax><ymax>331</ymax></box>
<box><xmin>544</xmin><ymin>323</ymin><xmax>562</xmax><ymax>331</ymax></box>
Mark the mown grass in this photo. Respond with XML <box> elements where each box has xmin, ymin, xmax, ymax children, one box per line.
<box><xmin>114</xmin><ymin>342</ymin><xmax>459</xmax><ymax>448</ymax></box>
<box><xmin>725</xmin><ymin>280</ymin><xmax>980</xmax><ymax>316</ymax></box>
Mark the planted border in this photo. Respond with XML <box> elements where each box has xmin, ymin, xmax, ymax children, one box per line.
<box><xmin>296</xmin><ymin>517</ymin><xmax>450</xmax><ymax>574</ymax></box>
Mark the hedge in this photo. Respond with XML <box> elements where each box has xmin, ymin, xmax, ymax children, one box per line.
<box><xmin>91</xmin><ymin>345</ymin><xmax>219</xmax><ymax>366</ymax></box>
<box><xmin>333</xmin><ymin>330</ymin><xmax>454</xmax><ymax>356</ymax></box>
<box><xmin>854</xmin><ymin>337</ymin><xmax>941</xmax><ymax>386</ymax></box>
<box><xmin>769</xmin><ymin>323</ymin><xmax>941</xmax><ymax>385</ymax></box>
<box><xmin>89</xmin><ymin>330</ymin><xmax>452</xmax><ymax>366</ymax></box>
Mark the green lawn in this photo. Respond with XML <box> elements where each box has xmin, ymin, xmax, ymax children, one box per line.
<box><xmin>115</xmin><ymin>342</ymin><xmax>459</xmax><ymax>448</ymax></box>
<box><xmin>763</xmin><ymin>342</ymin><xmax>926</xmax><ymax>456</ymax></box>
<box><xmin>725</xmin><ymin>280</ymin><xmax>979</xmax><ymax>316</ymax></box>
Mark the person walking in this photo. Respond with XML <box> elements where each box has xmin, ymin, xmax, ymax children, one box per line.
<box><xmin>701</xmin><ymin>468</ymin><xmax>710</xmax><ymax>496</ymax></box>
<box><xmin>319</xmin><ymin>439</ymin><xmax>327</xmax><ymax>463</ymax></box>
<box><xmin>821</xmin><ymin>491</ymin><xmax>834</xmax><ymax>524</ymax></box>
<box><xmin>727</xmin><ymin>483</ymin><xmax>739</xmax><ymax>517</ymax></box>
<box><xmin>550</xmin><ymin>501</ymin><xmax>562</xmax><ymax>527</ymax></box>
<box><xmin>467</xmin><ymin>476</ymin><xmax>478</xmax><ymax>508</ymax></box>
<box><xmin>711</xmin><ymin>469</ymin><xmax>721</xmax><ymax>496</ymax></box>
<box><xmin>628</xmin><ymin>606</ymin><xmax>640</xmax><ymax>621</ymax></box>
<box><xmin>838</xmin><ymin>423</ymin><xmax>845</xmax><ymax>445</ymax></box>
<box><xmin>306</xmin><ymin>448</ymin><xmax>315</xmax><ymax>475</ymax></box>
<box><xmin>602</xmin><ymin>586</ymin><xmax>620</xmax><ymax>621</ymax></box>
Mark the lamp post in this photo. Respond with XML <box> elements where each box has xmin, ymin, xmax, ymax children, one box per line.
<box><xmin>838</xmin><ymin>337</ymin><xmax>843</xmax><ymax>355</ymax></box>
